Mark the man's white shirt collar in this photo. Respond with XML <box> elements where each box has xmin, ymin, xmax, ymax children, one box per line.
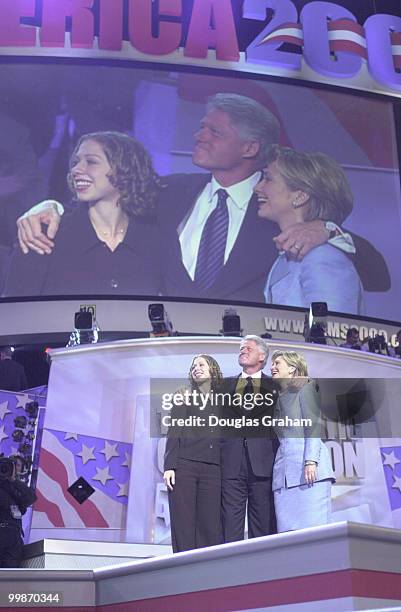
<box><xmin>241</xmin><ymin>370</ymin><xmax>263</xmax><ymax>379</ymax></box>
<box><xmin>207</xmin><ymin>172</ymin><xmax>261</xmax><ymax>212</ymax></box>
<box><xmin>178</xmin><ymin>171</ymin><xmax>261</xmax><ymax>279</ymax></box>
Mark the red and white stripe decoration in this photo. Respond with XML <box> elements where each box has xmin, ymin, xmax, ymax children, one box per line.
<box><xmin>327</xmin><ymin>19</ymin><xmax>368</xmax><ymax>59</ymax></box>
<box><xmin>258</xmin><ymin>22</ymin><xmax>303</xmax><ymax>47</ymax></box>
<box><xmin>258</xmin><ymin>19</ymin><xmax>368</xmax><ymax>61</ymax></box>
<box><xmin>391</xmin><ymin>31</ymin><xmax>401</xmax><ymax>70</ymax></box>
<box><xmin>32</xmin><ymin>429</ymin><xmax>125</xmax><ymax>529</ymax></box>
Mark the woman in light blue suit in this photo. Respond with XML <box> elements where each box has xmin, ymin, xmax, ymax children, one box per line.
<box><xmin>270</xmin><ymin>350</ymin><xmax>335</xmax><ymax>532</ymax></box>
<box><xmin>254</xmin><ymin>146</ymin><xmax>364</xmax><ymax>315</ymax></box>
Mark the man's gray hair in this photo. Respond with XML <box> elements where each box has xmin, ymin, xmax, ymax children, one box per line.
<box><xmin>241</xmin><ymin>334</ymin><xmax>270</xmax><ymax>367</ymax></box>
<box><xmin>207</xmin><ymin>93</ymin><xmax>280</xmax><ymax>168</ymax></box>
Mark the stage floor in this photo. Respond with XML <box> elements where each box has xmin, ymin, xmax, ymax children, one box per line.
<box><xmin>1</xmin><ymin>522</ymin><xmax>401</xmax><ymax>611</ymax></box>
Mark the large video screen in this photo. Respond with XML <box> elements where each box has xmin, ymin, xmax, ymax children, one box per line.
<box><xmin>0</xmin><ymin>62</ymin><xmax>400</xmax><ymax>320</ymax></box>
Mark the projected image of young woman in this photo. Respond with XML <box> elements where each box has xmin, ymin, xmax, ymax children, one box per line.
<box><xmin>254</xmin><ymin>146</ymin><xmax>364</xmax><ymax>315</ymax></box>
<box><xmin>4</xmin><ymin>131</ymin><xmax>160</xmax><ymax>296</ymax></box>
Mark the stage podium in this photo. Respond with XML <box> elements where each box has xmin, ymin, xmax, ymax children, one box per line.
<box><xmin>29</xmin><ymin>336</ymin><xmax>401</xmax><ymax>551</ymax></box>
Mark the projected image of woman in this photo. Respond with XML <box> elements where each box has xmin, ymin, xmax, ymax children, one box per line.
<box><xmin>3</xmin><ymin>131</ymin><xmax>160</xmax><ymax>296</ymax></box>
<box><xmin>270</xmin><ymin>350</ymin><xmax>335</xmax><ymax>532</ymax></box>
<box><xmin>163</xmin><ymin>355</ymin><xmax>223</xmax><ymax>553</ymax></box>
<box><xmin>255</xmin><ymin>146</ymin><xmax>364</xmax><ymax>314</ymax></box>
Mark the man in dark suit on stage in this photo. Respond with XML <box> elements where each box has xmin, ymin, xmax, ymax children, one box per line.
<box><xmin>221</xmin><ymin>335</ymin><xmax>277</xmax><ymax>542</ymax></box>
<box><xmin>0</xmin><ymin>347</ymin><xmax>28</xmax><ymax>392</ymax></box>
<box><xmin>16</xmin><ymin>93</ymin><xmax>389</xmax><ymax>300</ymax></box>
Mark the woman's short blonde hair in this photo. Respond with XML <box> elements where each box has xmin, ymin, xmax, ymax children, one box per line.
<box><xmin>271</xmin><ymin>350</ymin><xmax>309</xmax><ymax>377</ymax></box>
<box><xmin>266</xmin><ymin>145</ymin><xmax>353</xmax><ymax>225</ymax></box>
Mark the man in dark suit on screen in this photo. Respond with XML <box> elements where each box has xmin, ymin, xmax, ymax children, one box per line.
<box><xmin>157</xmin><ymin>93</ymin><xmax>388</xmax><ymax>301</ymax></box>
<box><xmin>221</xmin><ymin>335</ymin><xmax>277</xmax><ymax>542</ymax></box>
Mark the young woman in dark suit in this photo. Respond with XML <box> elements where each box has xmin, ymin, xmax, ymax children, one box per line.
<box><xmin>163</xmin><ymin>354</ymin><xmax>223</xmax><ymax>553</ymax></box>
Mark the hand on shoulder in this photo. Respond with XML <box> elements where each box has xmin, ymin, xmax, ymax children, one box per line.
<box><xmin>17</xmin><ymin>200</ymin><xmax>62</xmax><ymax>255</ymax></box>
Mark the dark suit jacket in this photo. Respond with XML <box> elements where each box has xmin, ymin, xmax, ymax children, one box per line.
<box><xmin>163</xmin><ymin>390</ymin><xmax>220</xmax><ymax>470</ymax></box>
<box><xmin>164</xmin><ymin>434</ymin><xmax>220</xmax><ymax>471</ymax></box>
<box><xmin>220</xmin><ymin>372</ymin><xmax>279</xmax><ymax>479</ymax></box>
<box><xmin>3</xmin><ymin>204</ymin><xmax>161</xmax><ymax>297</ymax></box>
<box><xmin>158</xmin><ymin>173</ymin><xmax>390</xmax><ymax>300</ymax></box>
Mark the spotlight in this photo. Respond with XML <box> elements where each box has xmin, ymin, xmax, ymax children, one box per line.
<box><xmin>67</xmin><ymin>309</ymin><xmax>99</xmax><ymax>347</ymax></box>
<box><xmin>0</xmin><ymin>457</ymin><xmax>15</xmax><ymax>480</ymax></box>
<box><xmin>25</xmin><ymin>401</ymin><xmax>39</xmax><ymax>419</ymax></box>
<box><xmin>14</xmin><ymin>416</ymin><xmax>27</xmax><ymax>429</ymax></box>
<box><xmin>18</xmin><ymin>442</ymin><xmax>32</xmax><ymax>455</ymax></box>
<box><xmin>12</xmin><ymin>430</ymin><xmax>24</xmax><ymax>442</ymax></box>
<box><xmin>221</xmin><ymin>307</ymin><xmax>242</xmax><ymax>337</ymax></box>
<box><xmin>310</xmin><ymin>302</ymin><xmax>328</xmax><ymax>318</ymax></box>
<box><xmin>74</xmin><ymin>311</ymin><xmax>93</xmax><ymax>330</ymax></box>
<box><xmin>304</xmin><ymin>302</ymin><xmax>328</xmax><ymax>345</ymax></box>
<box><xmin>148</xmin><ymin>304</ymin><xmax>174</xmax><ymax>337</ymax></box>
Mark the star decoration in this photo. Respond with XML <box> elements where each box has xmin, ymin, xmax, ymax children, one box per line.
<box><xmin>93</xmin><ymin>466</ymin><xmax>113</xmax><ymax>486</ymax></box>
<box><xmin>116</xmin><ymin>481</ymin><xmax>129</xmax><ymax>497</ymax></box>
<box><xmin>64</xmin><ymin>432</ymin><xmax>78</xmax><ymax>441</ymax></box>
<box><xmin>121</xmin><ymin>452</ymin><xmax>131</xmax><ymax>469</ymax></box>
<box><xmin>77</xmin><ymin>444</ymin><xmax>96</xmax><ymax>465</ymax></box>
<box><xmin>15</xmin><ymin>394</ymin><xmax>31</xmax><ymax>409</ymax></box>
<box><xmin>392</xmin><ymin>474</ymin><xmax>401</xmax><ymax>494</ymax></box>
<box><xmin>382</xmin><ymin>450</ymin><xmax>401</xmax><ymax>471</ymax></box>
<box><xmin>100</xmin><ymin>441</ymin><xmax>119</xmax><ymax>462</ymax></box>
<box><xmin>0</xmin><ymin>401</ymin><xmax>10</xmax><ymax>421</ymax></box>
<box><xmin>0</xmin><ymin>425</ymin><xmax>9</xmax><ymax>444</ymax></box>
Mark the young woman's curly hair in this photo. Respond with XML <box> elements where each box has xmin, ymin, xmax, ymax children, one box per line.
<box><xmin>188</xmin><ymin>354</ymin><xmax>223</xmax><ymax>391</ymax></box>
<box><xmin>67</xmin><ymin>131</ymin><xmax>162</xmax><ymax>217</ymax></box>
